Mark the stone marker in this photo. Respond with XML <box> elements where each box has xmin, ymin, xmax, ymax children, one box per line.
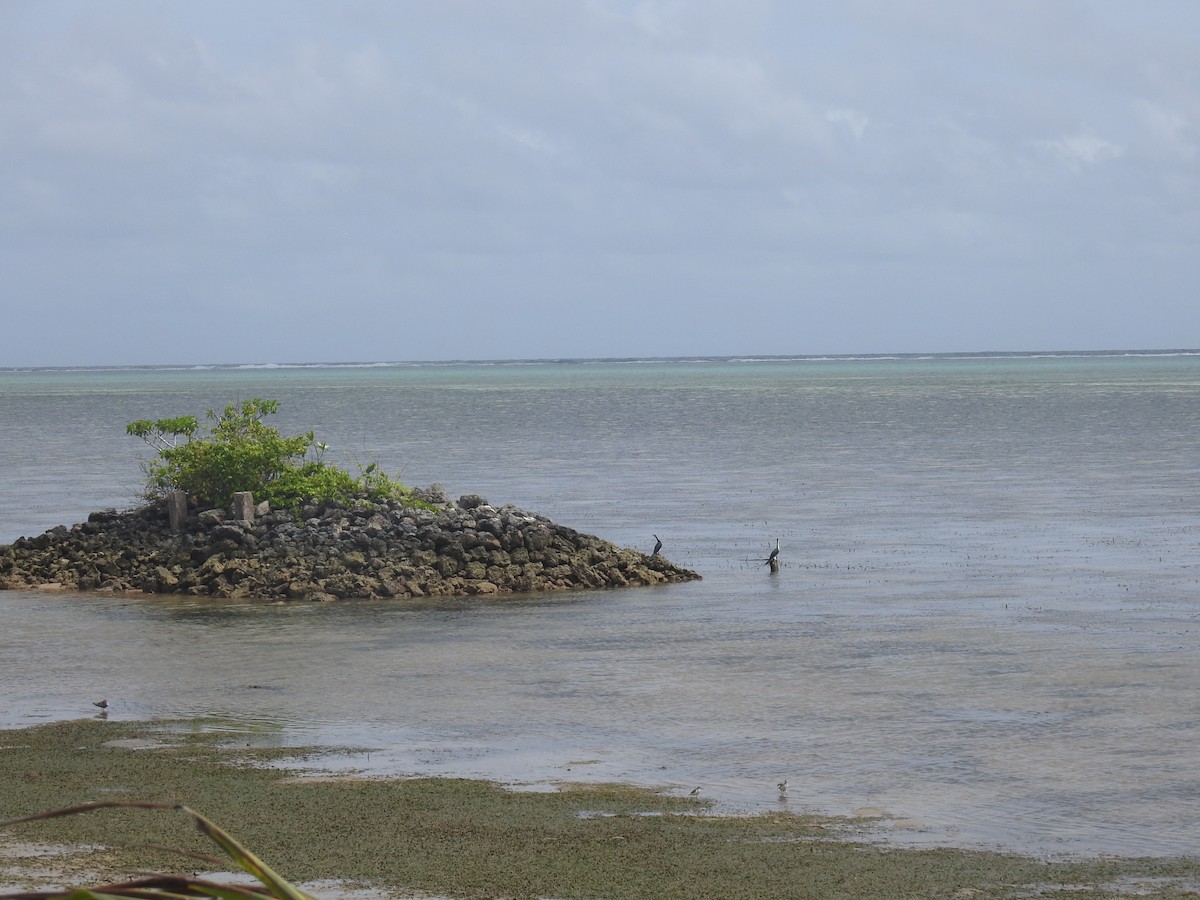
<box><xmin>167</xmin><ymin>491</ymin><xmax>188</xmax><ymax>532</ymax></box>
<box><xmin>231</xmin><ymin>491</ymin><xmax>255</xmax><ymax>523</ymax></box>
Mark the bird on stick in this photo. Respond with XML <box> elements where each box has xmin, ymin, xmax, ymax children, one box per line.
<box><xmin>652</xmin><ymin>534</ymin><xmax>663</xmax><ymax>556</ymax></box>
<box><xmin>766</xmin><ymin>539</ymin><xmax>780</xmax><ymax>566</ymax></box>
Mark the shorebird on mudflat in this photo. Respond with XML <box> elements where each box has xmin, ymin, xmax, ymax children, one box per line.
<box><xmin>690</xmin><ymin>786</ymin><xmax>701</xmax><ymax>796</ymax></box>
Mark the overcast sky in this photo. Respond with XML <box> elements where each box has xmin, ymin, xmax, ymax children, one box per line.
<box><xmin>3</xmin><ymin>1</ymin><xmax>1198</xmax><ymax>366</ymax></box>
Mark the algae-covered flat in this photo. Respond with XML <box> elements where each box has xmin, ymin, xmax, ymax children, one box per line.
<box><xmin>2</xmin><ymin>720</ymin><xmax>1198</xmax><ymax>899</ymax></box>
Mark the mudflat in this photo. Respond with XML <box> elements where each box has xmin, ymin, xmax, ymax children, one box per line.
<box><xmin>2</xmin><ymin>719</ymin><xmax>1198</xmax><ymax>899</ymax></box>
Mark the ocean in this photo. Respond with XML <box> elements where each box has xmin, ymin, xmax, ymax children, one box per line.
<box><xmin>2</xmin><ymin>351</ymin><xmax>1199</xmax><ymax>857</ymax></box>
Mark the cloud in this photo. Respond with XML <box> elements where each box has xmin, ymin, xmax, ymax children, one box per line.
<box><xmin>1135</xmin><ymin>100</ymin><xmax>1196</xmax><ymax>161</ymax></box>
<box><xmin>1</xmin><ymin>1</ymin><xmax>1198</xmax><ymax>365</ymax></box>
<box><xmin>825</xmin><ymin>107</ymin><xmax>869</xmax><ymax>139</ymax></box>
<box><xmin>1032</xmin><ymin>133</ymin><xmax>1126</xmax><ymax>172</ymax></box>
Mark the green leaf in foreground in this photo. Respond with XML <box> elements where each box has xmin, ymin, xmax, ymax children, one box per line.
<box><xmin>0</xmin><ymin>802</ymin><xmax>316</xmax><ymax>900</ymax></box>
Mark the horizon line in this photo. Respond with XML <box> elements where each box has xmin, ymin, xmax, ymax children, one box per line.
<box><xmin>3</xmin><ymin>347</ymin><xmax>1199</xmax><ymax>374</ymax></box>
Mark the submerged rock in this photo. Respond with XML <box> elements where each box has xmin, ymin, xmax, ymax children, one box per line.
<box><xmin>0</xmin><ymin>493</ymin><xmax>700</xmax><ymax>600</ymax></box>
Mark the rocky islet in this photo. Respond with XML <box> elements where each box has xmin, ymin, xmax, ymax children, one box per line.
<box><xmin>0</xmin><ymin>489</ymin><xmax>699</xmax><ymax>600</ymax></box>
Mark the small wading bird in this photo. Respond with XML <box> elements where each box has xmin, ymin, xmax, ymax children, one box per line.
<box><xmin>92</xmin><ymin>699</ymin><xmax>108</xmax><ymax>709</ymax></box>
<box><xmin>652</xmin><ymin>534</ymin><xmax>663</xmax><ymax>556</ymax></box>
<box><xmin>690</xmin><ymin>786</ymin><xmax>701</xmax><ymax>796</ymax></box>
<box><xmin>777</xmin><ymin>779</ymin><xmax>788</xmax><ymax>795</ymax></box>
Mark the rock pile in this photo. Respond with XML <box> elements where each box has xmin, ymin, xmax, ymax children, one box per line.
<box><xmin>0</xmin><ymin>492</ymin><xmax>699</xmax><ymax>600</ymax></box>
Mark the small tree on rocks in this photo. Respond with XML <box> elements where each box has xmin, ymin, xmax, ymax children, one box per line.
<box><xmin>127</xmin><ymin>398</ymin><xmax>412</xmax><ymax>511</ymax></box>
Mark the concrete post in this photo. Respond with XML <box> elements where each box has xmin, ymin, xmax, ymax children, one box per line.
<box><xmin>167</xmin><ymin>491</ymin><xmax>188</xmax><ymax>532</ymax></box>
<box><xmin>231</xmin><ymin>491</ymin><xmax>255</xmax><ymax>523</ymax></box>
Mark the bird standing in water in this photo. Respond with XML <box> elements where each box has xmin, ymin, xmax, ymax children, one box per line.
<box><xmin>92</xmin><ymin>699</ymin><xmax>108</xmax><ymax>710</ymax></box>
<box><xmin>777</xmin><ymin>779</ymin><xmax>788</xmax><ymax>795</ymax></box>
<box><xmin>652</xmin><ymin>534</ymin><xmax>663</xmax><ymax>556</ymax></box>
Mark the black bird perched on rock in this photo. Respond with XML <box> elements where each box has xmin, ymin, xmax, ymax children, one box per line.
<box><xmin>652</xmin><ymin>534</ymin><xmax>662</xmax><ymax>556</ymax></box>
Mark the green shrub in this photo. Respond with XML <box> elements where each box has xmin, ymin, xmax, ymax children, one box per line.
<box><xmin>260</xmin><ymin>460</ymin><xmax>415</xmax><ymax>510</ymax></box>
<box><xmin>127</xmin><ymin>398</ymin><xmax>417</xmax><ymax>512</ymax></box>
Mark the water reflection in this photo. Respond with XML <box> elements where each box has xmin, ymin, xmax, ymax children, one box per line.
<box><xmin>2</xmin><ymin>576</ymin><xmax>1197</xmax><ymax>859</ymax></box>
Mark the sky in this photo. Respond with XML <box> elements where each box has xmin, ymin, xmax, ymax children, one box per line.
<box><xmin>2</xmin><ymin>1</ymin><xmax>1198</xmax><ymax>366</ymax></box>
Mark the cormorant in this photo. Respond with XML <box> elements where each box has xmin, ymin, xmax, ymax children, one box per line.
<box><xmin>766</xmin><ymin>539</ymin><xmax>780</xmax><ymax>566</ymax></box>
<box><xmin>652</xmin><ymin>534</ymin><xmax>663</xmax><ymax>556</ymax></box>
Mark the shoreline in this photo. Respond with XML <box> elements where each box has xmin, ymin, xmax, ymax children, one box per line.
<box><xmin>2</xmin><ymin>718</ymin><xmax>1198</xmax><ymax>899</ymax></box>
